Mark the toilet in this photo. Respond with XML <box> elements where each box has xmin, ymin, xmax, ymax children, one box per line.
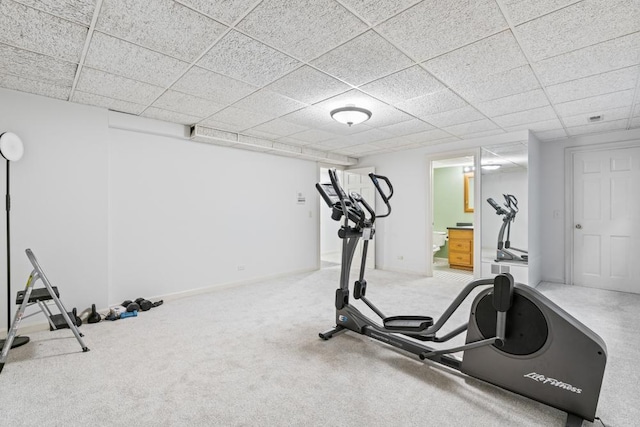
<box><xmin>433</xmin><ymin>231</ymin><xmax>447</xmax><ymax>256</ymax></box>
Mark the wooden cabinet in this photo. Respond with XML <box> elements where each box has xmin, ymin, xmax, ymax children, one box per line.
<box><xmin>448</xmin><ymin>228</ymin><xmax>473</xmax><ymax>271</ymax></box>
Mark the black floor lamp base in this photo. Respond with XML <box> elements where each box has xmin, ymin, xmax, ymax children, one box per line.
<box><xmin>0</xmin><ymin>336</ymin><xmax>30</xmax><ymax>349</ymax></box>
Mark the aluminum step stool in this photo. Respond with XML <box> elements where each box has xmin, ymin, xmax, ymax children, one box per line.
<box><xmin>0</xmin><ymin>249</ymin><xmax>89</xmax><ymax>374</ymax></box>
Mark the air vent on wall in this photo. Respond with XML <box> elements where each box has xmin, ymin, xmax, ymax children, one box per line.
<box><xmin>189</xmin><ymin>125</ymin><xmax>357</xmax><ymax>166</ymax></box>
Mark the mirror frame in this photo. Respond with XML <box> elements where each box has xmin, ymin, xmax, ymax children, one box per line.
<box><xmin>464</xmin><ymin>172</ymin><xmax>474</xmax><ymax>213</ymax></box>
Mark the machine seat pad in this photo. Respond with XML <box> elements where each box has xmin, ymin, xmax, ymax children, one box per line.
<box><xmin>384</xmin><ymin>315</ymin><xmax>433</xmax><ymax>331</ymax></box>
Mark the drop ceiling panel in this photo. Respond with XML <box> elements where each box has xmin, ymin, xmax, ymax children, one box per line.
<box><xmin>364</xmin><ymin>105</ymin><xmax>413</xmax><ymax>128</ymax></box>
<box><xmin>72</xmin><ymin>90</ymin><xmax>146</xmax><ymax>114</ymax></box>
<box><xmin>197</xmin><ymin>30</ymin><xmax>300</xmax><ymax>86</ymax></box>
<box><xmin>515</xmin><ymin>0</ymin><xmax>640</xmax><ymax>61</ymax></box>
<box><xmin>339</xmin><ymin>0</ymin><xmax>421</xmax><ymax>25</ymax></box>
<box><xmin>76</xmin><ymin>68</ymin><xmax>164</xmax><ymax>104</ymax></box>
<box><xmin>443</xmin><ymin>119</ymin><xmax>499</xmax><ymax>137</ymax></box>
<box><xmin>554</xmin><ymin>89</ymin><xmax>635</xmax><ymax>117</ymax></box>
<box><xmin>314</xmin><ymin>137</ymin><xmax>358</xmax><ymax>150</ymax></box>
<box><xmin>232</xmin><ymin>89</ymin><xmax>307</xmax><ymax>117</ymax></box>
<box><xmin>504</xmin><ymin>118</ymin><xmax>564</xmax><ymax>133</ymax></box>
<box><xmin>152</xmin><ymin>90</ymin><xmax>226</xmax><ymax>118</ymax></box>
<box><xmin>534</xmin><ymin>33</ymin><xmax>640</xmax><ymax>86</ymax></box>
<box><xmin>545</xmin><ymin>66</ymin><xmax>639</xmax><ymax>104</ymax></box>
<box><xmin>141</xmin><ymin>107</ymin><xmax>203</xmax><ymax>125</ymax></box>
<box><xmin>0</xmin><ymin>44</ymin><xmax>77</xmax><ymax>86</ymax></box>
<box><xmin>84</xmin><ymin>32</ymin><xmax>190</xmax><ymax>87</ymax></box>
<box><xmin>493</xmin><ymin>106</ymin><xmax>558</xmax><ymax>127</ymax></box>
<box><xmin>13</xmin><ymin>0</ymin><xmax>97</xmax><ymax>25</ymax></box>
<box><xmin>423</xmin><ymin>30</ymin><xmax>527</xmax><ymax>86</ymax></box>
<box><xmin>378</xmin><ymin>119</ymin><xmax>435</xmax><ymax>136</ymax></box>
<box><xmin>345</xmin><ymin>128</ymin><xmax>395</xmax><ymax>144</ymax></box>
<box><xmin>286</xmin><ymin>128</ymin><xmax>336</xmax><ymax>143</ymax></box>
<box><xmin>236</xmin><ymin>0</ymin><xmax>368</xmax><ymax>61</ymax></box>
<box><xmin>96</xmin><ymin>0</ymin><xmax>226</xmax><ymax>62</ymax></box>
<box><xmin>396</xmin><ymin>89</ymin><xmax>467</xmax><ymax>118</ymax></box>
<box><xmin>631</xmin><ymin>117</ymin><xmax>640</xmax><ymax>128</ymax></box>
<box><xmin>404</xmin><ymin>128</ymin><xmax>453</xmax><ymax>143</ymax></box>
<box><xmin>172</xmin><ymin>66</ymin><xmax>257</xmax><ymax>105</ymax></box>
<box><xmin>245</xmin><ymin>118</ymin><xmax>308</xmax><ymax>138</ymax></box>
<box><xmin>463</xmin><ymin>128</ymin><xmax>506</xmax><ymax>139</ymax></box>
<box><xmin>265</xmin><ymin>65</ymin><xmax>350</xmax><ymax>104</ymax></box>
<box><xmin>0</xmin><ymin>1</ymin><xmax>88</xmax><ymax>62</ymax></box>
<box><xmin>501</xmin><ymin>0</ymin><xmax>580</xmax><ymax>25</ymax></box>
<box><xmin>534</xmin><ymin>128</ymin><xmax>567</xmax><ymax>140</ymax></box>
<box><xmin>202</xmin><ymin>106</ymin><xmax>274</xmax><ymax>131</ymax></box>
<box><xmin>454</xmin><ymin>65</ymin><xmax>540</xmax><ymax>102</ymax></box>
<box><xmin>377</xmin><ymin>0</ymin><xmax>507</xmax><ymax>61</ymax></box>
<box><xmin>0</xmin><ymin>71</ymin><xmax>70</xmax><ymax>99</ymax></box>
<box><xmin>476</xmin><ymin>89</ymin><xmax>550</xmax><ymax>117</ymax></box>
<box><xmin>566</xmin><ymin>118</ymin><xmax>630</xmax><ymax>136</ymax></box>
<box><xmin>359</xmin><ymin>65</ymin><xmax>444</xmax><ymax>104</ymax></box>
<box><xmin>176</xmin><ymin>0</ymin><xmax>257</xmax><ymax>25</ymax></box>
<box><xmin>279</xmin><ymin>106</ymin><xmax>331</xmax><ymax>128</ymax></box>
<box><xmin>311</xmin><ymin>30</ymin><xmax>414</xmax><ymax>86</ymax></box>
<box><xmin>318</xmin><ymin>121</ymin><xmax>372</xmax><ymax>136</ymax></box>
<box><xmin>423</xmin><ymin>106</ymin><xmax>486</xmax><ymax>128</ymax></box>
<box><xmin>370</xmin><ymin>136</ymin><xmax>416</xmax><ymax>149</ymax></box>
<box><xmin>562</xmin><ymin>106</ymin><xmax>632</xmax><ymax>128</ymax></box>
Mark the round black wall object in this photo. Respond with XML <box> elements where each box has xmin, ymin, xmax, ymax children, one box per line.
<box><xmin>474</xmin><ymin>292</ymin><xmax>548</xmax><ymax>356</ymax></box>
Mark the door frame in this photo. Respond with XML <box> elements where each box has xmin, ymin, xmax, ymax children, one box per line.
<box><xmin>426</xmin><ymin>148</ymin><xmax>481</xmax><ymax>277</ymax></box>
<box><xmin>317</xmin><ymin>164</ymin><xmax>344</xmax><ymax>270</ymax></box>
<box><xmin>564</xmin><ymin>139</ymin><xmax>640</xmax><ymax>286</ymax></box>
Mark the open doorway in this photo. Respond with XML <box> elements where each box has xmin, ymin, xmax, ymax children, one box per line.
<box><xmin>429</xmin><ymin>154</ymin><xmax>478</xmax><ymax>282</ymax></box>
<box><xmin>319</xmin><ymin>167</ymin><xmax>342</xmax><ymax>267</ymax></box>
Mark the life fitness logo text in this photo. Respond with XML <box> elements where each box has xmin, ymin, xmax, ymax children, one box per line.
<box><xmin>524</xmin><ymin>372</ymin><xmax>582</xmax><ymax>394</ymax></box>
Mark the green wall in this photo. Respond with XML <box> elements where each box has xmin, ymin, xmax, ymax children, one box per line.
<box><xmin>433</xmin><ymin>166</ymin><xmax>474</xmax><ymax>258</ymax></box>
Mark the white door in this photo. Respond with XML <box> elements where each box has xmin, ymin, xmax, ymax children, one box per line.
<box><xmin>573</xmin><ymin>146</ymin><xmax>640</xmax><ymax>293</ymax></box>
<box><xmin>345</xmin><ymin>167</ymin><xmax>376</xmax><ymax>269</ymax></box>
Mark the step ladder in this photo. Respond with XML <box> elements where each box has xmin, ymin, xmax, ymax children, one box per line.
<box><xmin>0</xmin><ymin>249</ymin><xmax>89</xmax><ymax>374</ymax></box>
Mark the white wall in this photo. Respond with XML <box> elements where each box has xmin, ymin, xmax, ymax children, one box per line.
<box><xmin>319</xmin><ymin>168</ymin><xmax>341</xmax><ymax>256</ymax></box>
<box><xmin>0</xmin><ymin>88</ymin><xmax>319</xmax><ymax>330</ymax></box>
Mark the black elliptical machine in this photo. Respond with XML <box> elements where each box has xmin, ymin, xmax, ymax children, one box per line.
<box><xmin>487</xmin><ymin>194</ymin><xmax>528</xmax><ymax>263</ymax></box>
<box><xmin>316</xmin><ymin>169</ymin><xmax>606</xmax><ymax>427</ymax></box>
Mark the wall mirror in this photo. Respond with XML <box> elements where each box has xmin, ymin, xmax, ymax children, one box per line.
<box><xmin>464</xmin><ymin>173</ymin><xmax>474</xmax><ymax>213</ymax></box>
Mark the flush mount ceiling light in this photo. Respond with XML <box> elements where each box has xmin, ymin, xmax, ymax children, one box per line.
<box><xmin>481</xmin><ymin>164</ymin><xmax>501</xmax><ymax>170</ymax></box>
<box><xmin>330</xmin><ymin>105</ymin><xmax>372</xmax><ymax>126</ymax></box>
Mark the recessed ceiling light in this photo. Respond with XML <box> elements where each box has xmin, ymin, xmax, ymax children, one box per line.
<box><xmin>330</xmin><ymin>105</ymin><xmax>372</xmax><ymax>126</ymax></box>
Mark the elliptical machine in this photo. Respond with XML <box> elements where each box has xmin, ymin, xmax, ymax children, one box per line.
<box><xmin>316</xmin><ymin>169</ymin><xmax>606</xmax><ymax>426</ymax></box>
<box><xmin>487</xmin><ymin>194</ymin><xmax>528</xmax><ymax>263</ymax></box>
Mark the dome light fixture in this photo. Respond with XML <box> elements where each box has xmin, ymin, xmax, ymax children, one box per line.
<box><xmin>481</xmin><ymin>163</ymin><xmax>501</xmax><ymax>171</ymax></box>
<box><xmin>330</xmin><ymin>105</ymin><xmax>372</xmax><ymax>126</ymax></box>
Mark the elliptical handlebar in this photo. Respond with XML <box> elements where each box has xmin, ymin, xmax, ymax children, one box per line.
<box><xmin>369</xmin><ymin>173</ymin><xmax>393</xmax><ymax>218</ymax></box>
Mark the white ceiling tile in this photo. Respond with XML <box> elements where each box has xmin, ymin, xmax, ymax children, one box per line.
<box><xmin>423</xmin><ymin>30</ymin><xmax>527</xmax><ymax>86</ymax></box>
<box><xmin>504</xmin><ymin>118</ymin><xmax>564</xmax><ymax>132</ymax></box>
<box><xmin>246</xmin><ymin>118</ymin><xmax>308</xmax><ymax>137</ymax></box>
<box><xmin>534</xmin><ymin>32</ymin><xmax>640</xmax><ymax>86</ymax></box>
<box><xmin>242</xmin><ymin>128</ymin><xmax>280</xmax><ymax>140</ymax></box>
<box><xmin>141</xmin><ymin>107</ymin><xmax>202</xmax><ymax>125</ymax></box>
<box><xmin>76</xmin><ymin>68</ymin><xmax>164</xmax><ymax>104</ymax></box>
<box><xmin>423</xmin><ymin>106</ymin><xmax>485</xmax><ymax>128</ymax></box>
<box><xmin>396</xmin><ymin>89</ymin><xmax>467</xmax><ymax>118</ymax></box>
<box><xmin>0</xmin><ymin>71</ymin><xmax>70</xmax><ymax>99</ymax></box>
<box><xmin>566</xmin><ymin>118</ymin><xmax>630</xmax><ymax>136</ymax></box>
<box><xmin>475</xmin><ymin>89</ymin><xmax>550</xmax><ymax>117</ymax></box>
<box><xmin>501</xmin><ymin>0</ymin><xmax>580</xmax><ymax>25</ymax></box>
<box><xmin>176</xmin><ymin>0</ymin><xmax>257</xmax><ymax>25</ymax></box>
<box><xmin>0</xmin><ymin>1</ymin><xmax>87</xmax><ymax>62</ymax></box>
<box><xmin>0</xmin><ymin>44</ymin><xmax>77</xmax><ymax>86</ymax></box>
<box><xmin>96</xmin><ymin>0</ymin><xmax>226</xmax><ymax>62</ymax></box>
<box><xmin>85</xmin><ymin>32</ymin><xmax>189</xmax><ymax>86</ymax></box>
<box><xmin>555</xmin><ymin>89</ymin><xmax>635</xmax><ymax>117</ymax></box>
<box><xmin>338</xmin><ymin>143</ymin><xmax>382</xmax><ymax>155</ymax></box>
<box><xmin>377</xmin><ymin>0</ymin><xmax>507</xmax><ymax>61</ymax></box>
<box><xmin>378</xmin><ymin>119</ymin><xmax>434</xmax><ymax>136</ymax></box>
<box><xmin>236</xmin><ymin>0</ymin><xmax>367</xmax><ymax>61</ymax></box>
<box><xmin>370</xmin><ymin>136</ymin><xmax>415</xmax><ymax>148</ymax></box>
<box><xmin>404</xmin><ymin>128</ymin><xmax>453</xmax><ymax>143</ymax></box>
<box><xmin>197</xmin><ymin>119</ymin><xmax>243</xmax><ymax>132</ymax></box>
<box><xmin>311</xmin><ymin>30</ymin><xmax>414</xmax><ymax>86</ymax></box>
<box><xmin>202</xmin><ymin>106</ymin><xmax>274</xmax><ymax>130</ymax></box>
<box><xmin>634</xmin><ymin>103</ymin><xmax>640</xmax><ymax>116</ymax></box>
<box><xmin>364</xmin><ymin>105</ymin><xmax>413</xmax><ymax>128</ymax></box>
<box><xmin>172</xmin><ymin>66</ymin><xmax>257</xmax><ymax>105</ymax></box>
<box><xmin>197</xmin><ymin>30</ymin><xmax>301</xmax><ymax>86</ymax></box>
<box><xmin>443</xmin><ymin>119</ymin><xmax>499</xmax><ymax>136</ymax></box>
<box><xmin>280</xmin><ymin>106</ymin><xmax>332</xmax><ymax>128</ymax></box>
<box><xmin>14</xmin><ymin>0</ymin><xmax>96</xmax><ymax>25</ymax></box>
<box><xmin>232</xmin><ymin>89</ymin><xmax>307</xmax><ymax>117</ymax></box>
<box><xmin>515</xmin><ymin>0</ymin><xmax>640</xmax><ymax>61</ymax></box>
<box><xmin>152</xmin><ymin>90</ymin><xmax>226</xmax><ymax>118</ymax></box>
<box><xmin>546</xmin><ymin>66</ymin><xmax>639</xmax><ymax>104</ymax></box>
<box><xmin>314</xmin><ymin>138</ymin><xmax>358</xmax><ymax>150</ymax></box>
<box><xmin>461</xmin><ymin>129</ymin><xmax>506</xmax><ymax>140</ymax></box>
<box><xmin>561</xmin><ymin>106</ymin><xmax>631</xmax><ymax>128</ymax></box>
<box><xmin>72</xmin><ymin>90</ymin><xmax>146</xmax><ymax>114</ymax></box>
<box><xmin>630</xmin><ymin>116</ymin><xmax>640</xmax><ymax>128</ymax></box>
<box><xmin>534</xmin><ymin>128</ymin><xmax>568</xmax><ymax>140</ymax></box>
<box><xmin>493</xmin><ymin>106</ymin><xmax>558</xmax><ymax>127</ymax></box>
<box><xmin>359</xmin><ymin>65</ymin><xmax>444</xmax><ymax>104</ymax></box>
<box><xmin>287</xmin><ymin>128</ymin><xmax>337</xmax><ymax>143</ymax></box>
<box><xmin>265</xmin><ymin>66</ymin><xmax>350</xmax><ymax>104</ymax></box>
<box><xmin>346</xmin><ymin>128</ymin><xmax>395</xmax><ymax>144</ymax></box>
<box><xmin>339</xmin><ymin>0</ymin><xmax>421</xmax><ymax>25</ymax></box>
<box><xmin>454</xmin><ymin>65</ymin><xmax>540</xmax><ymax>102</ymax></box>
<box><xmin>319</xmin><ymin>121</ymin><xmax>372</xmax><ymax>136</ymax></box>
<box><xmin>276</xmin><ymin>136</ymin><xmax>311</xmax><ymax>146</ymax></box>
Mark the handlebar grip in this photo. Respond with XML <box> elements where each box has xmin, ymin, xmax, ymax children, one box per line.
<box><xmin>328</xmin><ymin>169</ymin><xmax>346</xmax><ymax>201</ymax></box>
<box><xmin>369</xmin><ymin>173</ymin><xmax>394</xmax><ymax>202</ymax></box>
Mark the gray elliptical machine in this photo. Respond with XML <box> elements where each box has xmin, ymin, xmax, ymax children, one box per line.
<box><xmin>316</xmin><ymin>169</ymin><xmax>606</xmax><ymax>427</ymax></box>
<box><xmin>487</xmin><ymin>194</ymin><xmax>528</xmax><ymax>263</ymax></box>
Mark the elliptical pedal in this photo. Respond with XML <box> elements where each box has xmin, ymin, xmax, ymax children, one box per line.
<box><xmin>383</xmin><ymin>315</ymin><xmax>433</xmax><ymax>331</ymax></box>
